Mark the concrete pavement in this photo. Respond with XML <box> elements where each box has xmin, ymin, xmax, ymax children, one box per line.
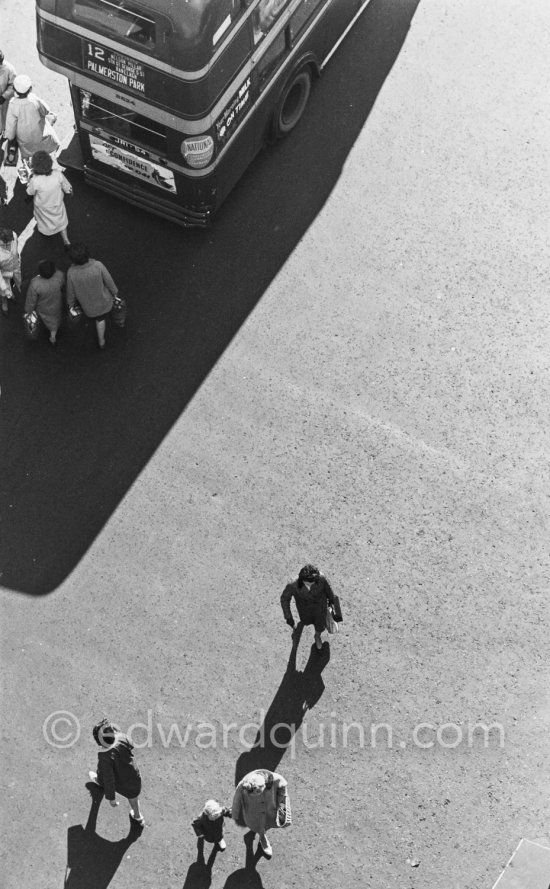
<box><xmin>1</xmin><ymin>1</ymin><xmax>549</xmax><ymax>887</ymax></box>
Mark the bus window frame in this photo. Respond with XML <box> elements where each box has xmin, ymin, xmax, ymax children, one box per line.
<box><xmin>79</xmin><ymin>88</ymin><xmax>168</xmax><ymax>154</ymax></box>
<box><xmin>70</xmin><ymin>0</ymin><xmax>172</xmax><ymax>58</ymax></box>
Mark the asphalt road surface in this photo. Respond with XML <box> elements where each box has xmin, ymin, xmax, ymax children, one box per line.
<box><xmin>1</xmin><ymin>1</ymin><xmax>549</xmax><ymax>889</ymax></box>
<box><xmin>1</xmin><ymin>0</ymin><xmax>420</xmax><ymax>595</ymax></box>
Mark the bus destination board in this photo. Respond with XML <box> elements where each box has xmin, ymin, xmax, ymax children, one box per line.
<box><xmin>83</xmin><ymin>41</ymin><xmax>146</xmax><ymax>94</ymax></box>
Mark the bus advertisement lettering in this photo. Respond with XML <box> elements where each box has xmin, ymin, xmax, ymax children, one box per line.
<box><xmin>215</xmin><ymin>77</ymin><xmax>251</xmax><ymax>146</ymax></box>
<box><xmin>89</xmin><ymin>135</ymin><xmax>176</xmax><ymax>193</ymax></box>
<box><xmin>83</xmin><ymin>41</ymin><xmax>146</xmax><ymax>94</ymax></box>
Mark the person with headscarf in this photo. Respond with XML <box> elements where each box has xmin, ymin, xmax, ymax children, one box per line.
<box><xmin>88</xmin><ymin>718</ymin><xmax>144</xmax><ymax>825</ymax></box>
<box><xmin>4</xmin><ymin>73</ymin><xmax>60</xmax><ymax>163</ymax></box>
<box><xmin>281</xmin><ymin>563</ymin><xmax>339</xmax><ymax>652</ymax></box>
<box><xmin>0</xmin><ymin>228</ymin><xmax>22</xmax><ymax>315</ymax></box>
<box><xmin>232</xmin><ymin>769</ymin><xmax>290</xmax><ymax>859</ymax></box>
<box><xmin>26</xmin><ymin>150</ymin><xmax>72</xmax><ymax>247</ymax></box>
<box><xmin>0</xmin><ymin>49</ymin><xmax>16</xmax><ymax>140</ymax></box>
<box><xmin>24</xmin><ymin>260</ymin><xmax>65</xmax><ymax>344</ymax></box>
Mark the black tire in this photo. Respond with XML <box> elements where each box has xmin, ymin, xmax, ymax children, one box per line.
<box><xmin>273</xmin><ymin>69</ymin><xmax>312</xmax><ymax>138</ymax></box>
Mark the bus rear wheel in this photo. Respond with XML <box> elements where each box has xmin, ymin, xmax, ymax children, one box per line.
<box><xmin>273</xmin><ymin>69</ymin><xmax>312</xmax><ymax>138</ymax></box>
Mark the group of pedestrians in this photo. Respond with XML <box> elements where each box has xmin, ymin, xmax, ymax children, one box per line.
<box><xmin>1</xmin><ymin>225</ymin><xmax>120</xmax><ymax>349</ymax></box>
<box><xmin>0</xmin><ymin>51</ymin><xmax>122</xmax><ymax>349</ymax></box>
<box><xmin>86</xmin><ymin>565</ymin><xmax>342</xmax><ymax>872</ymax></box>
<box><xmin>89</xmin><ymin>716</ymin><xmax>290</xmax><ymax>860</ymax></box>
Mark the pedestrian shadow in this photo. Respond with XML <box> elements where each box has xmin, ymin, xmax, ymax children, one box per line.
<box><xmin>180</xmin><ymin>838</ymin><xmax>218</xmax><ymax>889</ymax></box>
<box><xmin>235</xmin><ymin>625</ymin><xmax>330</xmax><ymax>783</ymax></box>
<box><xmin>64</xmin><ymin>784</ymin><xmax>143</xmax><ymax>889</ymax></box>
<box><xmin>222</xmin><ymin>832</ymin><xmax>264</xmax><ymax>889</ymax></box>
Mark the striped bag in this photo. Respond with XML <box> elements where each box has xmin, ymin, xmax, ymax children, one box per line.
<box><xmin>276</xmin><ymin>789</ymin><xmax>292</xmax><ymax>828</ymax></box>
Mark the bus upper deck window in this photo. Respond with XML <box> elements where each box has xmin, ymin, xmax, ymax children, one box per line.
<box><xmin>73</xmin><ymin>0</ymin><xmax>156</xmax><ymax>48</ymax></box>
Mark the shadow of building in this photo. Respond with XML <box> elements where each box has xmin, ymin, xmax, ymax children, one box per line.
<box><xmin>2</xmin><ymin>0</ymin><xmax>422</xmax><ymax>594</ymax></box>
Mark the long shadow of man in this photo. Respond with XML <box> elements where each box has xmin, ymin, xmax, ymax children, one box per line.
<box><xmin>64</xmin><ymin>784</ymin><xmax>143</xmax><ymax>889</ymax></box>
<box><xmin>235</xmin><ymin>625</ymin><xmax>330</xmax><ymax>783</ymax></box>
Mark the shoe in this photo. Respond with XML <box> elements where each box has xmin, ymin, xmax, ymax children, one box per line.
<box><xmin>258</xmin><ymin>834</ymin><xmax>272</xmax><ymax>858</ymax></box>
<box><xmin>1</xmin><ymin>299</ymin><xmax>8</xmax><ymax>315</ymax></box>
<box><xmin>98</xmin><ymin>341</ymin><xmax>105</xmax><ymax>350</ymax></box>
<box><xmin>129</xmin><ymin>810</ymin><xmax>145</xmax><ymax>825</ymax></box>
<box><xmin>88</xmin><ymin>771</ymin><xmax>100</xmax><ymax>785</ymax></box>
<box><xmin>63</xmin><ymin>243</ymin><xmax>71</xmax><ymax>252</ymax></box>
<box><xmin>217</xmin><ymin>838</ymin><xmax>226</xmax><ymax>851</ymax></box>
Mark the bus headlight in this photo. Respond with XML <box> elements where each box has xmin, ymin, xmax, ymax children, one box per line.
<box><xmin>181</xmin><ymin>136</ymin><xmax>214</xmax><ymax>169</ymax></box>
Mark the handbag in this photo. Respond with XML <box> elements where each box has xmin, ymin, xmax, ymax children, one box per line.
<box><xmin>276</xmin><ymin>790</ymin><xmax>292</xmax><ymax>828</ymax></box>
<box><xmin>325</xmin><ymin>607</ymin><xmax>339</xmax><ymax>635</ymax></box>
<box><xmin>331</xmin><ymin>595</ymin><xmax>343</xmax><ymax>622</ymax></box>
<box><xmin>111</xmin><ymin>295</ymin><xmax>127</xmax><ymax>327</ymax></box>
<box><xmin>67</xmin><ymin>302</ymin><xmax>83</xmax><ymax>328</ymax></box>
<box><xmin>23</xmin><ymin>311</ymin><xmax>41</xmax><ymax>341</ymax></box>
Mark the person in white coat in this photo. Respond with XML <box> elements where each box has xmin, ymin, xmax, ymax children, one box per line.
<box><xmin>0</xmin><ymin>49</ymin><xmax>16</xmax><ymax>139</ymax></box>
<box><xmin>26</xmin><ymin>150</ymin><xmax>72</xmax><ymax>247</ymax></box>
<box><xmin>4</xmin><ymin>74</ymin><xmax>60</xmax><ymax>163</ymax></box>
<box><xmin>0</xmin><ymin>228</ymin><xmax>22</xmax><ymax>315</ymax></box>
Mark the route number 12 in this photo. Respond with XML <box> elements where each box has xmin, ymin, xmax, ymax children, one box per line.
<box><xmin>86</xmin><ymin>43</ymin><xmax>105</xmax><ymax>61</ymax></box>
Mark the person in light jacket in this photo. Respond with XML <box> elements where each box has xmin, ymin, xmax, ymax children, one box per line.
<box><xmin>0</xmin><ymin>50</ymin><xmax>16</xmax><ymax>139</ymax></box>
<box><xmin>232</xmin><ymin>769</ymin><xmax>290</xmax><ymax>859</ymax></box>
<box><xmin>26</xmin><ymin>150</ymin><xmax>72</xmax><ymax>247</ymax></box>
<box><xmin>0</xmin><ymin>228</ymin><xmax>22</xmax><ymax>315</ymax></box>
<box><xmin>88</xmin><ymin>718</ymin><xmax>144</xmax><ymax>825</ymax></box>
<box><xmin>66</xmin><ymin>242</ymin><xmax>118</xmax><ymax>349</ymax></box>
<box><xmin>281</xmin><ymin>564</ymin><xmax>336</xmax><ymax>652</ymax></box>
<box><xmin>4</xmin><ymin>74</ymin><xmax>59</xmax><ymax>163</ymax></box>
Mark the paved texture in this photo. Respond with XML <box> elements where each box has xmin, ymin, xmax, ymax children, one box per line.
<box><xmin>1</xmin><ymin>0</ymin><xmax>419</xmax><ymax>595</ymax></box>
<box><xmin>1</xmin><ymin>1</ymin><xmax>549</xmax><ymax>888</ymax></box>
<box><xmin>492</xmin><ymin>840</ymin><xmax>550</xmax><ymax>889</ymax></box>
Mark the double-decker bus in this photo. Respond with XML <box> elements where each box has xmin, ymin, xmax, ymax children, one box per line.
<box><xmin>36</xmin><ymin>0</ymin><xmax>372</xmax><ymax>226</ymax></box>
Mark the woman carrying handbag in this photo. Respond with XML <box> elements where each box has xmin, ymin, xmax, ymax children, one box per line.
<box><xmin>281</xmin><ymin>564</ymin><xmax>342</xmax><ymax>652</ymax></box>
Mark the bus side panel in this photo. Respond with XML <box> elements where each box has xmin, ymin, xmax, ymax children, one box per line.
<box><xmin>214</xmin><ymin>108</ymin><xmax>263</xmax><ymax>209</ymax></box>
<box><xmin>322</xmin><ymin>0</ymin><xmax>361</xmax><ymax>59</ymax></box>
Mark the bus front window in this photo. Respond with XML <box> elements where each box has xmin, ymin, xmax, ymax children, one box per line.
<box><xmin>79</xmin><ymin>89</ymin><xmax>167</xmax><ymax>153</ymax></box>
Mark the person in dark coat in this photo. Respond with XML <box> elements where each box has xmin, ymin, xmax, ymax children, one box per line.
<box><xmin>24</xmin><ymin>260</ymin><xmax>65</xmax><ymax>344</ymax></box>
<box><xmin>192</xmin><ymin>799</ymin><xmax>232</xmax><ymax>851</ymax></box>
<box><xmin>88</xmin><ymin>718</ymin><xmax>144</xmax><ymax>825</ymax></box>
<box><xmin>281</xmin><ymin>564</ymin><xmax>336</xmax><ymax>652</ymax></box>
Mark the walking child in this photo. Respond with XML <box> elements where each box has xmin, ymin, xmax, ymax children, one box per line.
<box><xmin>191</xmin><ymin>799</ymin><xmax>232</xmax><ymax>851</ymax></box>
